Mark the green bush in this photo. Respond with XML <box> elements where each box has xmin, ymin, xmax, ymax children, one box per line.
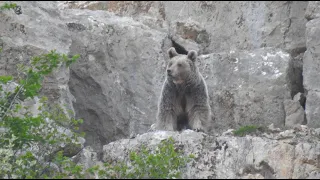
<box><xmin>0</xmin><ymin>2</ymin><xmax>17</xmax><ymax>11</ymax></box>
<box><xmin>232</xmin><ymin>125</ymin><xmax>260</xmax><ymax>137</ymax></box>
<box><xmin>0</xmin><ymin>2</ymin><xmax>21</xmax><ymax>15</ymax></box>
<box><xmin>0</xmin><ymin>5</ymin><xmax>83</xmax><ymax>176</ymax></box>
<box><xmin>86</xmin><ymin>137</ymin><xmax>195</xmax><ymax>179</ymax></box>
<box><xmin>0</xmin><ymin>49</ymin><xmax>83</xmax><ymax>179</ymax></box>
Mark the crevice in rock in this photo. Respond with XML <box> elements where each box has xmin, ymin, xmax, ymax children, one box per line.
<box><xmin>286</xmin><ymin>46</ymin><xmax>307</xmax><ymax>127</ymax></box>
<box><xmin>287</xmin><ymin>47</ymin><xmax>306</xmax><ymax>107</ymax></box>
<box><xmin>302</xmin><ymin>112</ymin><xmax>307</xmax><ymax>125</ymax></box>
<box><xmin>299</xmin><ymin>93</ymin><xmax>307</xmax><ymax>110</ymax></box>
<box><xmin>171</xmin><ymin>38</ymin><xmax>188</xmax><ymax>55</ymax></box>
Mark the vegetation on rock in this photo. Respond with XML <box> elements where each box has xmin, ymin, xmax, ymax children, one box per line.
<box><xmin>232</xmin><ymin>125</ymin><xmax>261</xmax><ymax>137</ymax></box>
<box><xmin>86</xmin><ymin>137</ymin><xmax>195</xmax><ymax>179</ymax></box>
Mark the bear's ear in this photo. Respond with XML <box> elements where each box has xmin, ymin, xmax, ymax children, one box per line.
<box><xmin>167</xmin><ymin>47</ymin><xmax>179</xmax><ymax>58</ymax></box>
<box><xmin>187</xmin><ymin>50</ymin><xmax>198</xmax><ymax>62</ymax></box>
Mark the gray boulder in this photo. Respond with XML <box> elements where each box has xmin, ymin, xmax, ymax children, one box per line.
<box><xmin>284</xmin><ymin>97</ymin><xmax>305</xmax><ymax>129</ymax></box>
<box><xmin>102</xmin><ymin>127</ymin><xmax>320</xmax><ymax>179</ymax></box>
<box><xmin>305</xmin><ymin>1</ymin><xmax>320</xmax><ymax>20</ymax></box>
<box><xmin>198</xmin><ymin>48</ymin><xmax>292</xmax><ymax>133</ymax></box>
<box><xmin>303</xmin><ymin>2</ymin><xmax>320</xmax><ymax>128</ymax></box>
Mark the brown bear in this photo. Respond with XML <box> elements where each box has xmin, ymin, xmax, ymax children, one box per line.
<box><xmin>155</xmin><ymin>47</ymin><xmax>211</xmax><ymax>132</ymax></box>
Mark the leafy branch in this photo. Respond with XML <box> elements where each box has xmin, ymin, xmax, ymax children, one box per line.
<box><xmin>0</xmin><ymin>49</ymin><xmax>82</xmax><ymax>178</ymax></box>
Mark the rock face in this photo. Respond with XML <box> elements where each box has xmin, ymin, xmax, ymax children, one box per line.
<box><xmin>0</xmin><ymin>1</ymin><xmax>317</xmax><ymax>152</ymax></box>
<box><xmin>305</xmin><ymin>1</ymin><xmax>320</xmax><ymax>20</ymax></box>
<box><xmin>0</xmin><ymin>1</ymin><xmax>76</xmax><ymax>117</ymax></box>
<box><xmin>198</xmin><ymin>48</ymin><xmax>291</xmax><ymax>132</ymax></box>
<box><xmin>101</xmin><ymin>128</ymin><xmax>320</xmax><ymax>179</ymax></box>
<box><xmin>284</xmin><ymin>99</ymin><xmax>305</xmax><ymax>128</ymax></box>
<box><xmin>304</xmin><ymin>2</ymin><xmax>320</xmax><ymax>128</ymax></box>
<box><xmin>66</xmin><ymin>12</ymin><xmax>167</xmax><ymax>149</ymax></box>
<box><xmin>0</xmin><ymin>1</ymin><xmax>168</xmax><ymax>150</ymax></box>
<box><xmin>60</xmin><ymin>1</ymin><xmax>308</xmax><ymax>53</ymax></box>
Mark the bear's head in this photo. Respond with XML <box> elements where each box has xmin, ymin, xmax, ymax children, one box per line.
<box><xmin>166</xmin><ymin>47</ymin><xmax>198</xmax><ymax>85</ymax></box>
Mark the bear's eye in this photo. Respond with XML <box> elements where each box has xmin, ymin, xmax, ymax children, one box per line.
<box><xmin>177</xmin><ymin>63</ymin><xmax>182</xmax><ymax>67</ymax></box>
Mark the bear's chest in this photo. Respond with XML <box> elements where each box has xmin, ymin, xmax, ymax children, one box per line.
<box><xmin>175</xmin><ymin>91</ymin><xmax>193</xmax><ymax>113</ymax></box>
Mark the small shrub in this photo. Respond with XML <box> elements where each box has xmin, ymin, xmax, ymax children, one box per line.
<box><xmin>0</xmin><ymin>47</ymin><xmax>83</xmax><ymax>179</ymax></box>
<box><xmin>0</xmin><ymin>2</ymin><xmax>17</xmax><ymax>10</ymax></box>
<box><xmin>0</xmin><ymin>2</ymin><xmax>21</xmax><ymax>15</ymax></box>
<box><xmin>233</xmin><ymin>125</ymin><xmax>260</xmax><ymax>137</ymax></box>
<box><xmin>86</xmin><ymin>137</ymin><xmax>195</xmax><ymax>179</ymax></box>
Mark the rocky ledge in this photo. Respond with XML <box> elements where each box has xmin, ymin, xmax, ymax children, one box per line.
<box><xmin>75</xmin><ymin>125</ymin><xmax>320</xmax><ymax>179</ymax></box>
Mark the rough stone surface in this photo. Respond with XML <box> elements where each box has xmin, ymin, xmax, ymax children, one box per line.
<box><xmin>284</xmin><ymin>99</ymin><xmax>305</xmax><ymax>128</ymax></box>
<box><xmin>0</xmin><ymin>1</ymin><xmax>76</xmax><ymax>118</ymax></box>
<box><xmin>304</xmin><ymin>2</ymin><xmax>320</xmax><ymax>128</ymax></box>
<box><xmin>293</xmin><ymin>92</ymin><xmax>306</xmax><ymax>107</ymax></box>
<box><xmin>63</xmin><ymin>11</ymin><xmax>168</xmax><ymax>150</ymax></box>
<box><xmin>72</xmin><ymin>146</ymin><xmax>100</xmax><ymax>170</ymax></box>
<box><xmin>305</xmin><ymin>1</ymin><xmax>320</xmax><ymax>20</ymax></box>
<box><xmin>305</xmin><ymin>91</ymin><xmax>320</xmax><ymax>127</ymax></box>
<box><xmin>304</xmin><ymin>19</ymin><xmax>320</xmax><ymax>92</ymax></box>
<box><xmin>198</xmin><ymin>48</ymin><xmax>291</xmax><ymax>132</ymax></box>
<box><xmin>102</xmin><ymin>127</ymin><xmax>320</xmax><ymax>179</ymax></box>
<box><xmin>0</xmin><ymin>1</ymin><xmax>168</xmax><ymax>151</ymax></box>
<box><xmin>59</xmin><ymin>1</ymin><xmax>308</xmax><ymax>54</ymax></box>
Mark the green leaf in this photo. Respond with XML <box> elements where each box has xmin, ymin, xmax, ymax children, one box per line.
<box><xmin>0</xmin><ymin>47</ymin><xmax>86</xmax><ymax>179</ymax></box>
<box><xmin>0</xmin><ymin>75</ymin><xmax>13</xmax><ymax>83</ymax></box>
<box><xmin>0</xmin><ymin>2</ymin><xmax>17</xmax><ymax>10</ymax></box>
